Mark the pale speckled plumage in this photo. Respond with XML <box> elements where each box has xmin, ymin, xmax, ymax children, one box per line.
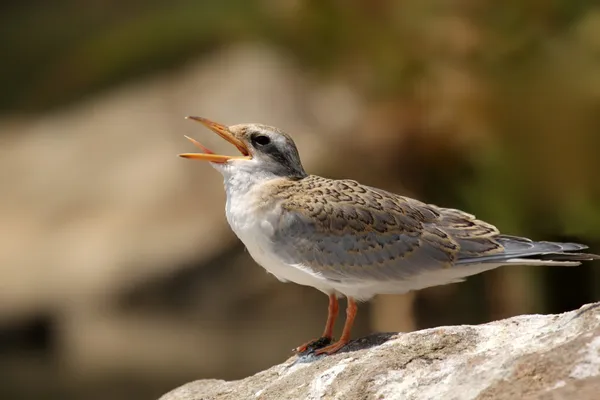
<box><xmin>191</xmin><ymin>122</ymin><xmax>600</xmax><ymax>302</ymax></box>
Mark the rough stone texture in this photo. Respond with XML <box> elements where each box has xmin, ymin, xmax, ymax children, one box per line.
<box><xmin>160</xmin><ymin>302</ymin><xmax>600</xmax><ymax>400</ymax></box>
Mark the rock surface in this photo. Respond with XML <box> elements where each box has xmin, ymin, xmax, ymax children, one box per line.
<box><xmin>160</xmin><ymin>302</ymin><xmax>600</xmax><ymax>400</ymax></box>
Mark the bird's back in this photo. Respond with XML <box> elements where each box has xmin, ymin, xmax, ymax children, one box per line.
<box><xmin>255</xmin><ymin>175</ymin><xmax>599</xmax><ymax>299</ymax></box>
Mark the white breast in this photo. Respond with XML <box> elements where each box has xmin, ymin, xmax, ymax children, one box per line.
<box><xmin>222</xmin><ymin>173</ymin><xmax>334</xmax><ymax>294</ymax></box>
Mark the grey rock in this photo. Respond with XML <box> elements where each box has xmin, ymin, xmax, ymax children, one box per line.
<box><xmin>160</xmin><ymin>302</ymin><xmax>600</xmax><ymax>400</ymax></box>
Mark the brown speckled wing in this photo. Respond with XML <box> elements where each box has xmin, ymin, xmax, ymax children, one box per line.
<box><xmin>269</xmin><ymin>176</ymin><xmax>504</xmax><ymax>282</ymax></box>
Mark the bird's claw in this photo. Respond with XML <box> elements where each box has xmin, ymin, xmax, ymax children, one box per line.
<box><xmin>293</xmin><ymin>336</ymin><xmax>333</xmax><ymax>354</ymax></box>
<box><xmin>314</xmin><ymin>339</ymin><xmax>349</xmax><ymax>355</ymax></box>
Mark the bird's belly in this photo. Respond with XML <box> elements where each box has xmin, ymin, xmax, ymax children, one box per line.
<box><xmin>233</xmin><ymin>223</ymin><xmax>334</xmax><ymax>292</ymax></box>
<box><xmin>225</xmin><ymin>190</ymin><xmax>334</xmax><ymax>292</ymax></box>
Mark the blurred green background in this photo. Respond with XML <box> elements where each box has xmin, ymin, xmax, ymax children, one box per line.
<box><xmin>1</xmin><ymin>1</ymin><xmax>599</xmax><ymax>399</ymax></box>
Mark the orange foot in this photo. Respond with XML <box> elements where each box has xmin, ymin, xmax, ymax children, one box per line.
<box><xmin>294</xmin><ymin>336</ymin><xmax>332</xmax><ymax>353</ymax></box>
<box><xmin>314</xmin><ymin>339</ymin><xmax>349</xmax><ymax>355</ymax></box>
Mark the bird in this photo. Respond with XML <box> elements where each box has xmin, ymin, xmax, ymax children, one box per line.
<box><xmin>179</xmin><ymin>116</ymin><xmax>599</xmax><ymax>356</ymax></box>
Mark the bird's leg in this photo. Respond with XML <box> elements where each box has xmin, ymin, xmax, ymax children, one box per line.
<box><xmin>294</xmin><ymin>294</ymin><xmax>339</xmax><ymax>353</ymax></box>
<box><xmin>315</xmin><ymin>297</ymin><xmax>357</xmax><ymax>355</ymax></box>
<box><xmin>322</xmin><ymin>294</ymin><xmax>339</xmax><ymax>338</ymax></box>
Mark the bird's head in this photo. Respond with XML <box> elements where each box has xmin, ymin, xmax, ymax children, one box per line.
<box><xmin>179</xmin><ymin>117</ymin><xmax>307</xmax><ymax>179</ymax></box>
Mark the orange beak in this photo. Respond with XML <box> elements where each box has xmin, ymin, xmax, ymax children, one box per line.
<box><xmin>179</xmin><ymin>116</ymin><xmax>250</xmax><ymax>163</ymax></box>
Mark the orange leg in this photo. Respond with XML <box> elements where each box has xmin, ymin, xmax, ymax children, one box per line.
<box><xmin>322</xmin><ymin>294</ymin><xmax>339</xmax><ymax>338</ymax></box>
<box><xmin>315</xmin><ymin>297</ymin><xmax>357</xmax><ymax>355</ymax></box>
<box><xmin>295</xmin><ymin>294</ymin><xmax>339</xmax><ymax>353</ymax></box>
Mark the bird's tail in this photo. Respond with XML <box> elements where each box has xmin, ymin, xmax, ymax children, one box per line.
<box><xmin>456</xmin><ymin>235</ymin><xmax>600</xmax><ymax>266</ymax></box>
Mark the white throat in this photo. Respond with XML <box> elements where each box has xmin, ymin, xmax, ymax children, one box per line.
<box><xmin>211</xmin><ymin>160</ymin><xmax>283</xmax><ymax>240</ymax></box>
<box><xmin>213</xmin><ymin>160</ymin><xmax>278</xmax><ymax>199</ymax></box>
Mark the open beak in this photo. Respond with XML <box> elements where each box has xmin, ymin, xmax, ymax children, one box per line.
<box><xmin>179</xmin><ymin>116</ymin><xmax>250</xmax><ymax>163</ymax></box>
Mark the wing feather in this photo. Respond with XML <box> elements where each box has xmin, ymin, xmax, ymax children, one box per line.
<box><xmin>270</xmin><ymin>176</ymin><xmax>501</xmax><ymax>282</ymax></box>
<box><xmin>268</xmin><ymin>176</ymin><xmax>598</xmax><ymax>284</ymax></box>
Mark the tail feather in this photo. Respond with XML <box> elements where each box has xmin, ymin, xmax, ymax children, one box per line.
<box><xmin>535</xmin><ymin>252</ymin><xmax>599</xmax><ymax>262</ymax></box>
<box><xmin>457</xmin><ymin>234</ymin><xmax>599</xmax><ymax>265</ymax></box>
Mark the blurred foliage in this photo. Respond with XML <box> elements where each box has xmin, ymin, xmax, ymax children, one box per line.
<box><xmin>2</xmin><ymin>1</ymin><xmax>600</xmax><ymax>398</ymax></box>
<box><xmin>2</xmin><ymin>0</ymin><xmax>599</xmax><ymax>288</ymax></box>
<box><xmin>0</xmin><ymin>0</ymin><xmax>263</xmax><ymax>111</ymax></box>
<box><xmin>2</xmin><ymin>0</ymin><xmax>598</xmax><ymax>270</ymax></box>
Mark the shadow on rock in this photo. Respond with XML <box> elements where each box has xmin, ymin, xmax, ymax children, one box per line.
<box><xmin>294</xmin><ymin>332</ymin><xmax>399</xmax><ymax>364</ymax></box>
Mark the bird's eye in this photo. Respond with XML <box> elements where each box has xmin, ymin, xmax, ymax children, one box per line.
<box><xmin>252</xmin><ymin>135</ymin><xmax>271</xmax><ymax>146</ymax></box>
